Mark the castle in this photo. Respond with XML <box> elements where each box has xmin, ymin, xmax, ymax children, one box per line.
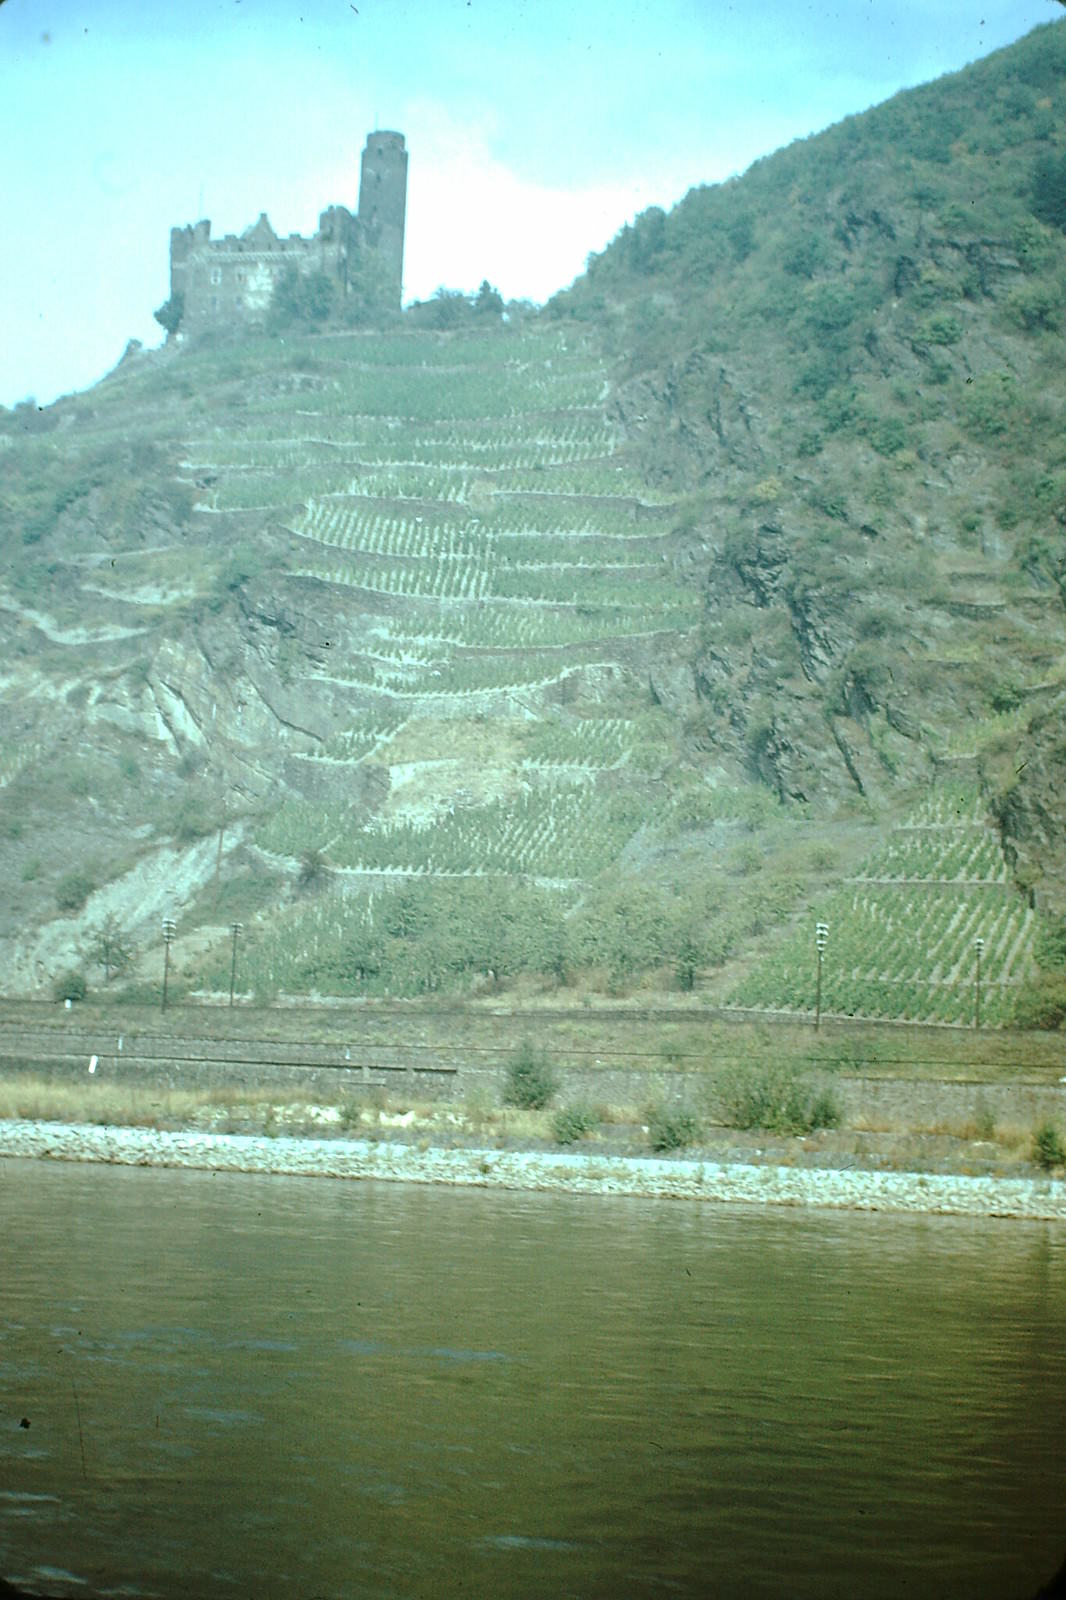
<box><xmin>168</xmin><ymin>131</ymin><xmax>408</xmax><ymax>332</ymax></box>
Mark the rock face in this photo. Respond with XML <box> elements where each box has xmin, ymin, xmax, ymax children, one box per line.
<box><xmin>993</xmin><ymin>701</ymin><xmax>1066</xmax><ymax>915</ymax></box>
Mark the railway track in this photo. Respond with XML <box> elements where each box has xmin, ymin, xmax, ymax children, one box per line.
<box><xmin>0</xmin><ymin>1014</ymin><xmax>1062</xmax><ymax>1080</ymax></box>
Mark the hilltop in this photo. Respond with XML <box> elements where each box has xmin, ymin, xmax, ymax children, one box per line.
<box><xmin>0</xmin><ymin>19</ymin><xmax>1064</xmax><ymax>1025</ymax></box>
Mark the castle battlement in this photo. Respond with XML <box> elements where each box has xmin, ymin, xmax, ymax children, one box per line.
<box><xmin>168</xmin><ymin>131</ymin><xmax>407</xmax><ymax>332</ymax></box>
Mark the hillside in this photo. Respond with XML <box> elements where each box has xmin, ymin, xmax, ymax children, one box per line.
<box><xmin>0</xmin><ymin>20</ymin><xmax>1064</xmax><ymax>1023</ymax></box>
<box><xmin>551</xmin><ymin>22</ymin><xmax>1066</xmax><ymax>833</ymax></box>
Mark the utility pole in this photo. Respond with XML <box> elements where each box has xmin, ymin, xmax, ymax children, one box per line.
<box><xmin>229</xmin><ymin>922</ymin><xmax>243</xmax><ymax>1008</ymax></box>
<box><xmin>974</xmin><ymin>935</ymin><xmax>984</xmax><ymax>1030</ymax></box>
<box><xmin>161</xmin><ymin>918</ymin><xmax>177</xmax><ymax>1013</ymax></box>
<box><xmin>815</xmin><ymin>922</ymin><xmax>829</xmax><ymax>1031</ymax></box>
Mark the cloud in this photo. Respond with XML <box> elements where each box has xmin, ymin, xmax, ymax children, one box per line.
<box><xmin>400</xmin><ymin>101</ymin><xmax>692</xmax><ymax>303</ymax></box>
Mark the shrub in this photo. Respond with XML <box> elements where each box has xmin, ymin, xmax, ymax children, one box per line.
<box><xmin>647</xmin><ymin>1102</ymin><xmax>701</xmax><ymax>1153</ymax></box>
<box><xmin>1032</xmin><ymin>1122</ymin><xmax>1065</xmax><ymax>1171</ymax></box>
<box><xmin>55</xmin><ymin>870</ymin><xmax>95</xmax><ymax>913</ymax></box>
<box><xmin>920</xmin><ymin>312</ymin><xmax>963</xmax><ymax>346</ymax></box>
<box><xmin>297</xmin><ymin>848</ymin><xmax>330</xmax><ymax>892</ymax></box>
<box><xmin>1031</xmin><ymin>150</ymin><xmax>1066</xmax><ymax>233</ymax></box>
<box><xmin>338</xmin><ymin>1098</ymin><xmax>362</xmax><ymax>1133</ymax></box>
<box><xmin>171</xmin><ymin>793</ymin><xmax>215</xmax><ymax>844</ymax></box>
<box><xmin>717</xmin><ymin>1063</ymin><xmax>841</xmax><ymax>1135</ymax></box>
<box><xmin>269</xmin><ymin>266</ymin><xmax>337</xmax><ymax>328</ymax></box>
<box><xmin>153</xmin><ymin>291</ymin><xmax>184</xmax><ymax>337</ymax></box>
<box><xmin>53</xmin><ymin>969</ymin><xmax>87</xmax><ymax>1003</ymax></box>
<box><xmin>1013</xmin><ymin>972</ymin><xmax>1066</xmax><ymax>1031</ymax></box>
<box><xmin>504</xmin><ymin>1041</ymin><xmax>556</xmax><ymax>1109</ymax></box>
<box><xmin>552</xmin><ymin>1104</ymin><xmax>597</xmax><ymax>1146</ymax></box>
<box><xmin>973</xmin><ymin>1099</ymin><xmax>996</xmax><ymax>1142</ymax></box>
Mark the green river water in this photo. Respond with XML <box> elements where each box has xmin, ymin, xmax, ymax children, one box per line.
<box><xmin>2</xmin><ymin>1159</ymin><xmax>1064</xmax><ymax>1598</ymax></box>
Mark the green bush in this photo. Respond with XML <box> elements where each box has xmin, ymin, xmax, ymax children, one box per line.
<box><xmin>717</xmin><ymin>1063</ymin><xmax>841</xmax><ymax>1135</ymax></box>
<box><xmin>646</xmin><ymin>1102</ymin><xmax>701</xmax><ymax>1152</ymax></box>
<box><xmin>973</xmin><ymin>1099</ymin><xmax>996</xmax><ymax>1142</ymax></box>
<box><xmin>1032</xmin><ymin>1121</ymin><xmax>1065</xmax><ymax>1171</ymax></box>
<box><xmin>504</xmin><ymin>1041</ymin><xmax>556</xmax><ymax>1109</ymax></box>
<box><xmin>153</xmin><ymin>291</ymin><xmax>184</xmax><ymax>337</ymax></box>
<box><xmin>269</xmin><ymin>266</ymin><xmax>337</xmax><ymax>328</ymax></box>
<box><xmin>55</xmin><ymin>870</ymin><xmax>95</xmax><ymax>912</ymax></box>
<box><xmin>1013</xmin><ymin>972</ymin><xmax>1066</xmax><ymax>1031</ymax></box>
<box><xmin>551</xmin><ymin>1104</ymin><xmax>597</xmax><ymax>1146</ymax></box>
<box><xmin>53</xmin><ymin>969</ymin><xmax>87</xmax><ymax>1003</ymax></box>
<box><xmin>338</xmin><ymin>1098</ymin><xmax>362</xmax><ymax>1133</ymax></box>
<box><xmin>171</xmin><ymin>793</ymin><xmax>216</xmax><ymax>844</ymax></box>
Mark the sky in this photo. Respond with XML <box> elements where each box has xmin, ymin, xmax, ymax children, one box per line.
<box><xmin>0</xmin><ymin>0</ymin><xmax>1058</xmax><ymax>408</ymax></box>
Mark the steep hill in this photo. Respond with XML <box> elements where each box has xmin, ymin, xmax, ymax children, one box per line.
<box><xmin>1</xmin><ymin>21</ymin><xmax>1064</xmax><ymax>1023</ymax></box>
<box><xmin>551</xmin><ymin>20</ymin><xmax>1066</xmax><ymax>842</ymax></box>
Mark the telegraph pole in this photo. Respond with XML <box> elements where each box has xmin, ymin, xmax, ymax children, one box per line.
<box><xmin>229</xmin><ymin>922</ymin><xmax>243</xmax><ymax>1008</ymax></box>
<box><xmin>815</xmin><ymin>922</ymin><xmax>829</xmax><ymax>1031</ymax></box>
<box><xmin>974</xmin><ymin>935</ymin><xmax>984</xmax><ymax>1030</ymax></box>
<box><xmin>161</xmin><ymin>918</ymin><xmax>177</xmax><ymax>1013</ymax></box>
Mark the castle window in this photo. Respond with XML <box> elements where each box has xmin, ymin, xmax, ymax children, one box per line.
<box><xmin>210</xmin><ymin>267</ymin><xmax>222</xmax><ymax>285</ymax></box>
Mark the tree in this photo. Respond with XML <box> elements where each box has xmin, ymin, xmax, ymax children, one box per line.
<box><xmin>268</xmin><ymin>267</ymin><xmax>337</xmax><ymax>329</ymax></box>
<box><xmin>342</xmin><ymin>250</ymin><xmax>397</xmax><ymax>326</ymax></box>
<box><xmin>474</xmin><ymin>280</ymin><xmax>504</xmax><ymax>317</ymax></box>
<box><xmin>297</xmin><ymin>848</ymin><xmax>330</xmax><ymax>892</ymax></box>
<box><xmin>424</xmin><ymin>288</ymin><xmax>472</xmax><ymax>329</ymax></box>
<box><xmin>1031</xmin><ymin>150</ymin><xmax>1066</xmax><ymax>234</ymax></box>
<box><xmin>87</xmin><ymin>913</ymin><xmax>134</xmax><ymax>982</ymax></box>
<box><xmin>153</xmin><ymin>292</ymin><xmax>184</xmax><ymax>337</ymax></box>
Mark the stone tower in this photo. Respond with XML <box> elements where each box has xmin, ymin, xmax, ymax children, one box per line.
<box><xmin>358</xmin><ymin>131</ymin><xmax>408</xmax><ymax>302</ymax></box>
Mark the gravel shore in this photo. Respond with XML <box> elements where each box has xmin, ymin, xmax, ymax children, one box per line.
<box><xmin>3</xmin><ymin>1118</ymin><xmax>1066</xmax><ymax>1219</ymax></box>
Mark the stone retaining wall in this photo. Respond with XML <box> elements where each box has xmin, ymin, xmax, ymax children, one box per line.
<box><xmin>3</xmin><ymin>1050</ymin><xmax>1065</xmax><ymax>1133</ymax></box>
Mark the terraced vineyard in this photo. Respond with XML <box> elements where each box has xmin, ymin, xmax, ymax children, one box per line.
<box><xmin>169</xmin><ymin>325</ymin><xmax>711</xmax><ymax>997</ymax></box>
<box><xmin>728</xmin><ymin>792</ymin><xmax>1035</xmax><ymax>1027</ymax></box>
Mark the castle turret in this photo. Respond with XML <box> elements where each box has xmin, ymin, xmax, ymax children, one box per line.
<box><xmin>358</xmin><ymin>131</ymin><xmax>408</xmax><ymax>305</ymax></box>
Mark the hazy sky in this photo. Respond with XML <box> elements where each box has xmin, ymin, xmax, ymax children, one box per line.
<box><xmin>0</xmin><ymin>0</ymin><xmax>1057</xmax><ymax>408</ymax></box>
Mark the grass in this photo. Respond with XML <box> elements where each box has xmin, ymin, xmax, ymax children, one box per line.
<box><xmin>0</xmin><ymin>1074</ymin><xmax>293</xmax><ymax>1131</ymax></box>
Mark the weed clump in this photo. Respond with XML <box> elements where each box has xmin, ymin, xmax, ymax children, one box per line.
<box><xmin>551</xmin><ymin>1104</ymin><xmax>597</xmax><ymax>1146</ymax></box>
<box><xmin>504</xmin><ymin>1041</ymin><xmax>556</xmax><ymax>1110</ymax></box>
<box><xmin>646</xmin><ymin>1102</ymin><xmax>701</xmax><ymax>1152</ymax></box>
<box><xmin>52</xmin><ymin>970</ymin><xmax>87</xmax><ymax>1003</ymax></box>
<box><xmin>1032</xmin><ymin>1121</ymin><xmax>1065</xmax><ymax>1171</ymax></box>
<box><xmin>337</xmin><ymin>1098</ymin><xmax>362</xmax><ymax>1133</ymax></box>
<box><xmin>973</xmin><ymin>1097</ymin><xmax>996</xmax><ymax>1141</ymax></box>
<box><xmin>717</xmin><ymin>1063</ymin><xmax>841</xmax><ymax>1135</ymax></box>
<box><xmin>55</xmin><ymin>871</ymin><xmax>95</xmax><ymax>913</ymax></box>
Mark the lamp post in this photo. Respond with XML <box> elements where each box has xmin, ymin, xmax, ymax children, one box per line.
<box><xmin>974</xmin><ymin>935</ymin><xmax>984</xmax><ymax>1030</ymax></box>
<box><xmin>161</xmin><ymin>918</ymin><xmax>177</xmax><ymax>1013</ymax></box>
<box><xmin>229</xmin><ymin>922</ymin><xmax>243</xmax><ymax>1008</ymax></box>
<box><xmin>815</xmin><ymin>922</ymin><xmax>829</xmax><ymax>1031</ymax></box>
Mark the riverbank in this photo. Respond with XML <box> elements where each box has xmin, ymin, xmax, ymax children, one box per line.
<box><xmin>3</xmin><ymin>1118</ymin><xmax>1065</xmax><ymax>1220</ymax></box>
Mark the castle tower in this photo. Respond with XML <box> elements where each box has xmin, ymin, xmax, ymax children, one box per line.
<box><xmin>358</xmin><ymin>131</ymin><xmax>408</xmax><ymax>304</ymax></box>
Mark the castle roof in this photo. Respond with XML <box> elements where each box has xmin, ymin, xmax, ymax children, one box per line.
<box><xmin>241</xmin><ymin>212</ymin><xmax>279</xmax><ymax>248</ymax></box>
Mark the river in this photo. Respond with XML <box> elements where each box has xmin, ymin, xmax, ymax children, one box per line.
<box><xmin>2</xmin><ymin>1159</ymin><xmax>1064</xmax><ymax>1598</ymax></box>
